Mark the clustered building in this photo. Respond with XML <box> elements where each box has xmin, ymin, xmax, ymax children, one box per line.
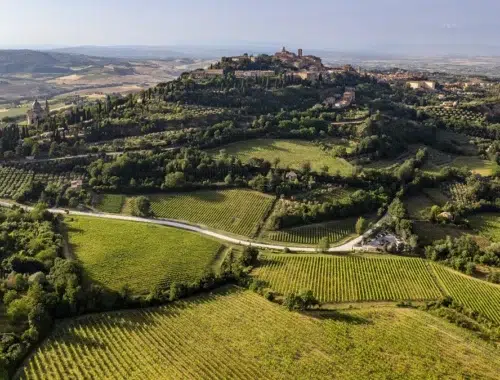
<box><xmin>406</xmin><ymin>81</ymin><xmax>437</xmax><ymax>91</ymax></box>
<box><xmin>191</xmin><ymin>46</ymin><xmax>359</xmax><ymax>109</ymax></box>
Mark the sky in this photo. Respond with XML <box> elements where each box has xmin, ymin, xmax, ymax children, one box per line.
<box><xmin>1</xmin><ymin>0</ymin><xmax>499</xmax><ymax>52</ymax></box>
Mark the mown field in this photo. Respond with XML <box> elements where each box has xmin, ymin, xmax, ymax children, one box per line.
<box><xmin>254</xmin><ymin>254</ymin><xmax>443</xmax><ymax>303</ymax></box>
<box><xmin>145</xmin><ymin>189</ymin><xmax>275</xmax><ymax>236</ymax></box>
<box><xmin>264</xmin><ymin>217</ymin><xmax>358</xmax><ymax>245</ymax></box>
<box><xmin>96</xmin><ymin>194</ymin><xmax>125</xmax><ymax>213</ymax></box>
<box><xmin>214</xmin><ymin>139</ymin><xmax>353</xmax><ymax>175</ymax></box>
<box><xmin>433</xmin><ymin>264</ymin><xmax>500</xmax><ymax>324</ymax></box>
<box><xmin>67</xmin><ymin>216</ymin><xmax>223</xmax><ymax>293</ymax></box>
<box><xmin>18</xmin><ymin>288</ymin><xmax>500</xmax><ymax>380</ymax></box>
<box><xmin>469</xmin><ymin>213</ymin><xmax>500</xmax><ymax>242</ymax></box>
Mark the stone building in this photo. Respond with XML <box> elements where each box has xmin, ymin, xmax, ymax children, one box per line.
<box><xmin>26</xmin><ymin>99</ymin><xmax>49</xmax><ymax>125</ymax></box>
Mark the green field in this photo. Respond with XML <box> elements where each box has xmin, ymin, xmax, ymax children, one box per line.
<box><xmin>469</xmin><ymin>213</ymin><xmax>500</xmax><ymax>242</ymax></box>
<box><xmin>147</xmin><ymin>189</ymin><xmax>275</xmax><ymax>236</ymax></box>
<box><xmin>432</xmin><ymin>264</ymin><xmax>500</xmax><ymax>323</ymax></box>
<box><xmin>451</xmin><ymin>156</ymin><xmax>496</xmax><ymax>176</ymax></box>
<box><xmin>0</xmin><ymin>104</ymin><xmax>30</xmax><ymax>118</ymax></box>
<box><xmin>96</xmin><ymin>194</ymin><xmax>125</xmax><ymax>213</ymax></box>
<box><xmin>404</xmin><ymin>194</ymin><xmax>434</xmax><ymax>220</ymax></box>
<box><xmin>67</xmin><ymin>216</ymin><xmax>223</xmax><ymax>293</ymax></box>
<box><xmin>254</xmin><ymin>254</ymin><xmax>443</xmax><ymax>303</ymax></box>
<box><xmin>214</xmin><ymin>139</ymin><xmax>353</xmax><ymax>175</ymax></box>
<box><xmin>264</xmin><ymin>217</ymin><xmax>358</xmax><ymax>245</ymax></box>
<box><xmin>18</xmin><ymin>288</ymin><xmax>500</xmax><ymax>380</ymax></box>
<box><xmin>413</xmin><ymin>221</ymin><xmax>466</xmax><ymax>245</ymax></box>
<box><xmin>422</xmin><ymin>187</ymin><xmax>450</xmax><ymax>206</ymax></box>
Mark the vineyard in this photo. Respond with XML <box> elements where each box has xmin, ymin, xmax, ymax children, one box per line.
<box><xmin>425</xmin><ymin>107</ymin><xmax>487</xmax><ymax>124</ymax></box>
<box><xmin>432</xmin><ymin>264</ymin><xmax>500</xmax><ymax>324</ymax></box>
<box><xmin>0</xmin><ymin>166</ymin><xmax>33</xmax><ymax>198</ymax></box>
<box><xmin>96</xmin><ymin>194</ymin><xmax>126</xmax><ymax>213</ymax></box>
<box><xmin>18</xmin><ymin>288</ymin><xmax>500</xmax><ymax>380</ymax></box>
<box><xmin>67</xmin><ymin>216</ymin><xmax>223</xmax><ymax>293</ymax></box>
<box><xmin>469</xmin><ymin>213</ymin><xmax>500</xmax><ymax>242</ymax></box>
<box><xmin>148</xmin><ymin>189</ymin><xmax>275</xmax><ymax>236</ymax></box>
<box><xmin>0</xmin><ymin>166</ymin><xmax>84</xmax><ymax>198</ymax></box>
<box><xmin>265</xmin><ymin>217</ymin><xmax>358</xmax><ymax>245</ymax></box>
<box><xmin>254</xmin><ymin>254</ymin><xmax>443</xmax><ymax>303</ymax></box>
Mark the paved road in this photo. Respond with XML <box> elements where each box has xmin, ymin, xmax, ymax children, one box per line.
<box><xmin>0</xmin><ymin>201</ymin><xmax>384</xmax><ymax>253</ymax></box>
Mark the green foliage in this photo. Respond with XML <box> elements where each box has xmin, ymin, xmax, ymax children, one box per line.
<box><xmin>129</xmin><ymin>196</ymin><xmax>151</xmax><ymax>217</ymax></box>
<box><xmin>355</xmin><ymin>216</ymin><xmax>368</xmax><ymax>235</ymax></box>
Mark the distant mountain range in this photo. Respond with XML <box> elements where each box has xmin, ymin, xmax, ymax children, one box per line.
<box><xmin>49</xmin><ymin>43</ymin><xmax>500</xmax><ymax>61</ymax></box>
<box><xmin>0</xmin><ymin>49</ymin><xmax>125</xmax><ymax>74</ymax></box>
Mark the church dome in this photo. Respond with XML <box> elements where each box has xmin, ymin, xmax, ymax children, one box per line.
<box><xmin>32</xmin><ymin>99</ymin><xmax>43</xmax><ymax>111</ymax></box>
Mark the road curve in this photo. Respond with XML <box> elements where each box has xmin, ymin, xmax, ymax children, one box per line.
<box><xmin>0</xmin><ymin>201</ymin><xmax>381</xmax><ymax>253</ymax></box>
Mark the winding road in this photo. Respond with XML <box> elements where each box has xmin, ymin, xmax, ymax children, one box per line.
<box><xmin>0</xmin><ymin>200</ymin><xmax>384</xmax><ymax>253</ymax></box>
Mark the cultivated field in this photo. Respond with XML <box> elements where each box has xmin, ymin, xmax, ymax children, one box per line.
<box><xmin>254</xmin><ymin>254</ymin><xmax>443</xmax><ymax>303</ymax></box>
<box><xmin>469</xmin><ymin>213</ymin><xmax>500</xmax><ymax>242</ymax></box>
<box><xmin>66</xmin><ymin>216</ymin><xmax>223</xmax><ymax>293</ymax></box>
<box><xmin>432</xmin><ymin>264</ymin><xmax>500</xmax><ymax>323</ymax></box>
<box><xmin>96</xmin><ymin>194</ymin><xmax>125</xmax><ymax>213</ymax></box>
<box><xmin>146</xmin><ymin>189</ymin><xmax>275</xmax><ymax>236</ymax></box>
<box><xmin>264</xmin><ymin>218</ymin><xmax>358</xmax><ymax>245</ymax></box>
<box><xmin>18</xmin><ymin>288</ymin><xmax>500</xmax><ymax>380</ymax></box>
<box><xmin>214</xmin><ymin>139</ymin><xmax>353</xmax><ymax>175</ymax></box>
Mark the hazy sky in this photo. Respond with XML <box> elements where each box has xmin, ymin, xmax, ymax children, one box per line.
<box><xmin>1</xmin><ymin>0</ymin><xmax>499</xmax><ymax>49</ymax></box>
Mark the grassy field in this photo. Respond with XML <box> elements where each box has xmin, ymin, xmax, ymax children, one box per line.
<box><xmin>413</xmin><ymin>221</ymin><xmax>466</xmax><ymax>245</ymax></box>
<box><xmin>145</xmin><ymin>189</ymin><xmax>275</xmax><ymax>236</ymax></box>
<box><xmin>404</xmin><ymin>194</ymin><xmax>434</xmax><ymax>220</ymax></box>
<box><xmin>432</xmin><ymin>264</ymin><xmax>500</xmax><ymax>323</ymax></box>
<box><xmin>264</xmin><ymin>217</ymin><xmax>359</xmax><ymax>245</ymax></box>
<box><xmin>214</xmin><ymin>139</ymin><xmax>353</xmax><ymax>175</ymax></box>
<box><xmin>18</xmin><ymin>288</ymin><xmax>500</xmax><ymax>380</ymax></box>
<box><xmin>67</xmin><ymin>216</ymin><xmax>223</xmax><ymax>293</ymax></box>
<box><xmin>254</xmin><ymin>254</ymin><xmax>443</xmax><ymax>303</ymax></box>
<box><xmin>0</xmin><ymin>104</ymin><xmax>30</xmax><ymax>118</ymax></box>
<box><xmin>422</xmin><ymin>187</ymin><xmax>450</xmax><ymax>206</ymax></box>
<box><xmin>469</xmin><ymin>213</ymin><xmax>500</xmax><ymax>242</ymax></box>
<box><xmin>450</xmin><ymin>156</ymin><xmax>496</xmax><ymax>176</ymax></box>
<box><xmin>96</xmin><ymin>194</ymin><xmax>125</xmax><ymax>213</ymax></box>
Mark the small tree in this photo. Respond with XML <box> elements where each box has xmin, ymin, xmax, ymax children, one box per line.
<box><xmin>355</xmin><ymin>216</ymin><xmax>368</xmax><ymax>235</ymax></box>
<box><xmin>273</xmin><ymin>157</ymin><xmax>281</xmax><ymax>169</ymax></box>
<box><xmin>317</xmin><ymin>236</ymin><xmax>330</xmax><ymax>253</ymax></box>
<box><xmin>132</xmin><ymin>196</ymin><xmax>151</xmax><ymax>217</ymax></box>
<box><xmin>240</xmin><ymin>247</ymin><xmax>259</xmax><ymax>266</ymax></box>
<box><xmin>301</xmin><ymin>161</ymin><xmax>312</xmax><ymax>175</ymax></box>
